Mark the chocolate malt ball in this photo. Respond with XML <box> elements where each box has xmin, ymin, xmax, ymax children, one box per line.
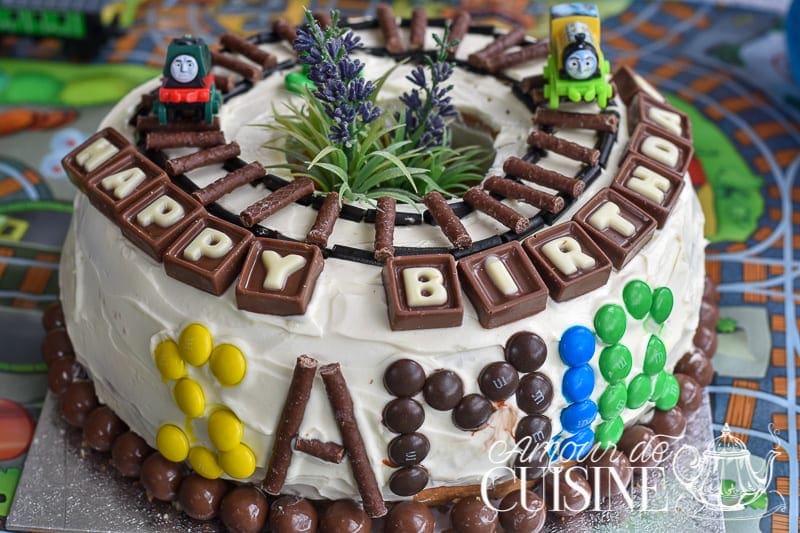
<box><xmin>675</xmin><ymin>373</ymin><xmax>703</xmax><ymax>413</ymax></box>
<box><xmin>48</xmin><ymin>356</ymin><xmax>81</xmax><ymax>395</ymax></box>
<box><xmin>384</xmin><ymin>501</ymin><xmax>435</xmax><ymax>533</ymax></box>
<box><xmin>110</xmin><ymin>431</ymin><xmax>153</xmax><ymax>478</ymax></box>
<box><xmin>84</xmin><ymin>405</ymin><xmax>126</xmax><ymax>452</ymax></box>
<box><xmin>220</xmin><ymin>486</ymin><xmax>269</xmax><ymax>533</ymax></box>
<box><xmin>649</xmin><ymin>407</ymin><xmax>687</xmax><ymax>441</ymax></box>
<box><xmin>320</xmin><ymin>499</ymin><xmax>371</xmax><ymax>533</ymax></box>
<box><xmin>140</xmin><ymin>452</ymin><xmax>183</xmax><ymax>502</ymax></box>
<box><xmin>177</xmin><ymin>474</ymin><xmax>228</xmax><ymax>521</ymax></box>
<box><xmin>543</xmin><ymin>467</ymin><xmax>593</xmax><ymax>517</ymax></box>
<box><xmin>693</xmin><ymin>324</ymin><xmax>717</xmax><ymax>358</ymax></box>
<box><xmin>675</xmin><ymin>350</ymin><xmax>713</xmax><ymax>387</ymax></box>
<box><xmin>42</xmin><ymin>328</ymin><xmax>74</xmax><ymax>366</ymax></box>
<box><xmin>42</xmin><ymin>301</ymin><xmax>65</xmax><ymax>331</ymax></box>
<box><xmin>618</xmin><ymin>425</ymin><xmax>664</xmax><ymax>468</ymax></box>
<box><xmin>583</xmin><ymin>448</ymin><xmax>632</xmax><ymax>499</ymax></box>
<box><xmin>270</xmin><ymin>495</ymin><xmax>318</xmax><ymax>533</ymax></box>
<box><xmin>60</xmin><ymin>380</ymin><xmax>97</xmax><ymax>428</ymax></box>
<box><xmin>498</xmin><ymin>490</ymin><xmax>545</xmax><ymax>533</ymax></box>
<box><xmin>450</xmin><ymin>495</ymin><xmax>499</xmax><ymax>533</ymax></box>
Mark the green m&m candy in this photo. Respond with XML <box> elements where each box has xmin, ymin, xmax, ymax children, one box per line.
<box><xmin>627</xmin><ymin>373</ymin><xmax>652</xmax><ymax>409</ymax></box>
<box><xmin>650</xmin><ymin>370</ymin><xmax>670</xmax><ymax>401</ymax></box>
<box><xmin>643</xmin><ymin>335</ymin><xmax>667</xmax><ymax>375</ymax></box>
<box><xmin>623</xmin><ymin>280</ymin><xmax>652</xmax><ymax>320</ymax></box>
<box><xmin>594</xmin><ymin>304</ymin><xmax>626</xmax><ymax>344</ymax></box>
<box><xmin>599</xmin><ymin>344</ymin><xmax>633</xmax><ymax>383</ymax></box>
<box><xmin>598</xmin><ymin>382</ymin><xmax>627</xmax><ymax>420</ymax></box>
<box><xmin>650</xmin><ymin>287</ymin><xmax>674</xmax><ymax>324</ymax></box>
<box><xmin>595</xmin><ymin>416</ymin><xmax>624</xmax><ymax>449</ymax></box>
<box><xmin>655</xmin><ymin>373</ymin><xmax>681</xmax><ymax>410</ymax></box>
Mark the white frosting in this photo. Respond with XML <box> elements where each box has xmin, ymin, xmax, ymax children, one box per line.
<box><xmin>59</xmin><ymin>26</ymin><xmax>706</xmax><ymax>501</ymax></box>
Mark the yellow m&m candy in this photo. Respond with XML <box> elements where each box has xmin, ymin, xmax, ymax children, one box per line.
<box><xmin>219</xmin><ymin>443</ymin><xmax>256</xmax><ymax>479</ymax></box>
<box><xmin>208</xmin><ymin>408</ymin><xmax>243</xmax><ymax>452</ymax></box>
<box><xmin>209</xmin><ymin>344</ymin><xmax>247</xmax><ymax>386</ymax></box>
<box><xmin>173</xmin><ymin>378</ymin><xmax>205</xmax><ymax>418</ymax></box>
<box><xmin>178</xmin><ymin>323</ymin><xmax>213</xmax><ymax>366</ymax></box>
<box><xmin>154</xmin><ymin>339</ymin><xmax>185</xmax><ymax>381</ymax></box>
<box><xmin>156</xmin><ymin>424</ymin><xmax>189</xmax><ymax>462</ymax></box>
<box><xmin>188</xmin><ymin>446</ymin><xmax>223</xmax><ymax>479</ymax></box>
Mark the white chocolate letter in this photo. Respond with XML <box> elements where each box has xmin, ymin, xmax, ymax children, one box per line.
<box><xmin>641</xmin><ymin>135</ymin><xmax>679</xmax><ymax>169</ymax></box>
<box><xmin>183</xmin><ymin>228</ymin><xmax>234</xmax><ymax>261</ymax></box>
<box><xmin>101</xmin><ymin>167</ymin><xmax>146</xmax><ymax>199</ymax></box>
<box><xmin>542</xmin><ymin>237</ymin><xmax>596</xmax><ymax>275</ymax></box>
<box><xmin>136</xmin><ymin>195</ymin><xmax>185</xmax><ymax>228</ymax></box>
<box><xmin>588</xmin><ymin>202</ymin><xmax>635</xmax><ymax>237</ymax></box>
<box><xmin>403</xmin><ymin>267</ymin><xmax>447</xmax><ymax>307</ymax></box>
<box><xmin>484</xmin><ymin>256</ymin><xmax>518</xmax><ymax>296</ymax></box>
<box><xmin>261</xmin><ymin>250</ymin><xmax>306</xmax><ymax>290</ymax></box>
<box><xmin>75</xmin><ymin>138</ymin><xmax>119</xmax><ymax>172</ymax></box>
<box><xmin>647</xmin><ymin>107</ymin><xmax>682</xmax><ymax>137</ymax></box>
<box><xmin>626</xmin><ymin>165</ymin><xmax>671</xmax><ymax>203</ymax></box>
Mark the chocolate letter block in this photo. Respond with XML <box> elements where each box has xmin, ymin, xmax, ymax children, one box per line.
<box><xmin>573</xmin><ymin>189</ymin><xmax>656</xmax><ymax>270</ymax></box>
<box><xmin>118</xmin><ymin>182</ymin><xmax>203</xmax><ymax>262</ymax></box>
<box><xmin>628</xmin><ymin>93</ymin><xmax>691</xmax><ymax>141</ymax></box>
<box><xmin>458</xmin><ymin>241</ymin><xmax>548</xmax><ymax>328</ymax></box>
<box><xmin>236</xmin><ymin>238</ymin><xmax>323</xmax><ymax>316</ymax></box>
<box><xmin>62</xmin><ymin>128</ymin><xmax>132</xmax><ymax>192</ymax></box>
<box><xmin>164</xmin><ymin>216</ymin><xmax>254</xmax><ymax>295</ymax></box>
<box><xmin>611</xmin><ymin>65</ymin><xmax>667</xmax><ymax>106</ymax></box>
<box><xmin>628</xmin><ymin>123</ymin><xmax>694</xmax><ymax>178</ymax></box>
<box><xmin>383</xmin><ymin>254</ymin><xmax>463</xmax><ymax>331</ymax></box>
<box><xmin>524</xmin><ymin>221</ymin><xmax>612</xmax><ymax>302</ymax></box>
<box><xmin>85</xmin><ymin>150</ymin><xmax>168</xmax><ymax>221</ymax></box>
<box><xmin>612</xmin><ymin>154</ymin><xmax>685</xmax><ymax>228</ymax></box>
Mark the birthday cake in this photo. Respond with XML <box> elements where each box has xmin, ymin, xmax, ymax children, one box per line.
<box><xmin>48</xmin><ymin>4</ymin><xmax>718</xmax><ymax>531</ymax></box>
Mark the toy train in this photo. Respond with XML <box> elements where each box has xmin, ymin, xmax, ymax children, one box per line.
<box><xmin>154</xmin><ymin>36</ymin><xmax>221</xmax><ymax>125</ymax></box>
<box><xmin>543</xmin><ymin>3</ymin><xmax>613</xmax><ymax>109</ymax></box>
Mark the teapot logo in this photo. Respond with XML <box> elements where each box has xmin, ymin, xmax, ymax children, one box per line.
<box><xmin>672</xmin><ymin>423</ymin><xmax>785</xmax><ymax>519</ymax></box>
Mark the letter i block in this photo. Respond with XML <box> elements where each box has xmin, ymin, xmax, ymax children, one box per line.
<box><xmin>627</xmin><ymin>123</ymin><xmax>694</xmax><ymax>178</ymax></box>
<box><xmin>524</xmin><ymin>221</ymin><xmax>612</xmax><ymax>302</ymax></box>
<box><xmin>163</xmin><ymin>216</ymin><xmax>254</xmax><ymax>295</ymax></box>
<box><xmin>236</xmin><ymin>238</ymin><xmax>323</xmax><ymax>316</ymax></box>
<box><xmin>117</xmin><ymin>182</ymin><xmax>204</xmax><ymax>262</ymax></box>
<box><xmin>629</xmin><ymin>93</ymin><xmax>692</xmax><ymax>141</ymax></box>
<box><xmin>573</xmin><ymin>189</ymin><xmax>656</xmax><ymax>270</ymax></box>
<box><xmin>61</xmin><ymin>128</ymin><xmax>132</xmax><ymax>192</ymax></box>
<box><xmin>457</xmin><ymin>241</ymin><xmax>548</xmax><ymax>328</ymax></box>
<box><xmin>383</xmin><ymin>254</ymin><xmax>463</xmax><ymax>331</ymax></box>
<box><xmin>85</xmin><ymin>150</ymin><xmax>168</xmax><ymax>221</ymax></box>
<box><xmin>611</xmin><ymin>154</ymin><xmax>685</xmax><ymax>228</ymax></box>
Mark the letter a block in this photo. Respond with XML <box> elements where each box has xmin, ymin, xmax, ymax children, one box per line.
<box><xmin>85</xmin><ymin>150</ymin><xmax>167</xmax><ymax>221</ymax></box>
<box><xmin>383</xmin><ymin>254</ymin><xmax>463</xmax><ymax>331</ymax></box>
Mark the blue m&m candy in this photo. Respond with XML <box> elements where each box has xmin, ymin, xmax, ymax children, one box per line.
<box><xmin>559</xmin><ymin>428</ymin><xmax>595</xmax><ymax>460</ymax></box>
<box><xmin>562</xmin><ymin>364</ymin><xmax>595</xmax><ymax>403</ymax></box>
<box><xmin>560</xmin><ymin>399</ymin><xmax>598</xmax><ymax>433</ymax></box>
<box><xmin>558</xmin><ymin>325</ymin><xmax>596</xmax><ymax>367</ymax></box>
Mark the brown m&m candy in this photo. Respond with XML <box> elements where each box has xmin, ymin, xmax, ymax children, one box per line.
<box><xmin>270</xmin><ymin>495</ymin><xmax>318</xmax><ymax>533</ymax></box>
<box><xmin>423</xmin><ymin>370</ymin><xmax>463</xmax><ymax>411</ymax></box>
<box><xmin>515</xmin><ymin>414</ymin><xmax>552</xmax><ymax>448</ymax></box>
<box><xmin>498</xmin><ymin>490</ymin><xmax>546</xmax><ymax>533</ymax></box>
<box><xmin>384</xmin><ymin>501</ymin><xmax>435</xmax><ymax>533</ymax></box>
<box><xmin>140</xmin><ymin>452</ymin><xmax>184</xmax><ymax>502</ymax></box>
<box><xmin>478</xmin><ymin>362</ymin><xmax>519</xmax><ymax>401</ymax></box>
<box><xmin>83</xmin><ymin>405</ymin><xmax>126</xmax><ymax>452</ymax></box>
<box><xmin>178</xmin><ymin>474</ymin><xmax>228</xmax><ymax>521</ymax></box>
<box><xmin>584</xmin><ymin>448</ymin><xmax>632</xmax><ymax>498</ymax></box>
<box><xmin>48</xmin><ymin>356</ymin><xmax>82</xmax><ymax>395</ymax></box>
<box><xmin>42</xmin><ymin>328</ymin><xmax>74</xmax><ymax>366</ymax></box>
<box><xmin>699</xmin><ymin>299</ymin><xmax>719</xmax><ymax>327</ymax></box>
<box><xmin>42</xmin><ymin>301</ymin><xmax>65</xmax><ymax>331</ymax></box>
<box><xmin>505</xmin><ymin>331</ymin><xmax>547</xmax><ymax>373</ymax></box>
<box><xmin>675</xmin><ymin>350</ymin><xmax>713</xmax><ymax>387</ymax></box>
<box><xmin>515</xmin><ymin>372</ymin><xmax>553</xmax><ymax>414</ymax></box>
<box><xmin>320</xmin><ymin>499</ymin><xmax>371</xmax><ymax>533</ymax></box>
<box><xmin>111</xmin><ymin>431</ymin><xmax>153</xmax><ymax>478</ymax></box>
<box><xmin>649</xmin><ymin>407</ymin><xmax>686</xmax><ymax>440</ymax></box>
<box><xmin>450</xmin><ymin>496</ymin><xmax>499</xmax><ymax>533</ymax></box>
<box><xmin>675</xmin><ymin>373</ymin><xmax>703</xmax><ymax>413</ymax></box>
<box><xmin>383</xmin><ymin>398</ymin><xmax>425</xmax><ymax>434</ymax></box>
<box><xmin>389</xmin><ymin>465</ymin><xmax>429</xmax><ymax>496</ymax></box>
<box><xmin>453</xmin><ymin>394</ymin><xmax>494</xmax><ymax>431</ymax></box>
<box><xmin>543</xmin><ymin>466</ymin><xmax>593</xmax><ymax>517</ymax></box>
<box><xmin>220</xmin><ymin>486</ymin><xmax>269</xmax><ymax>533</ymax></box>
<box><xmin>617</xmin><ymin>425</ymin><xmax>664</xmax><ymax>468</ymax></box>
<box><xmin>388</xmin><ymin>433</ymin><xmax>430</xmax><ymax>466</ymax></box>
<box><xmin>60</xmin><ymin>380</ymin><xmax>98</xmax><ymax>428</ymax></box>
<box><xmin>384</xmin><ymin>359</ymin><xmax>426</xmax><ymax>397</ymax></box>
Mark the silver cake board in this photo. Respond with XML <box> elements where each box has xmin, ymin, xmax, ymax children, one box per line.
<box><xmin>7</xmin><ymin>392</ymin><xmax>724</xmax><ymax>532</ymax></box>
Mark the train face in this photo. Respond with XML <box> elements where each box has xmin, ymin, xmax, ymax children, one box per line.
<box><xmin>155</xmin><ymin>36</ymin><xmax>221</xmax><ymax>125</ymax></box>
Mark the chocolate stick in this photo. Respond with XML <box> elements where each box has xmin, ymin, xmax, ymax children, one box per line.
<box><xmin>211</xmin><ymin>51</ymin><xmax>263</xmax><ymax>82</ymax></box>
<box><xmin>192</xmin><ymin>161</ymin><xmax>266</xmax><ymax>205</ymax></box>
<box><xmin>273</xmin><ymin>18</ymin><xmax>298</xmax><ymax>44</ymax></box>
<box><xmin>374</xmin><ymin>196</ymin><xmax>396</xmax><ymax>262</ymax></box>
<box><xmin>164</xmin><ymin>142</ymin><xmax>241</xmax><ymax>176</ymax></box>
<box><xmin>377</xmin><ymin>3</ymin><xmax>404</xmax><ymax>54</ymax></box>
<box><xmin>464</xmin><ymin>188</ymin><xmax>530</xmax><ymax>234</ymax></box>
<box><xmin>306</xmin><ymin>192</ymin><xmax>341</xmax><ymax>248</ymax></box>
<box><xmin>503</xmin><ymin>157</ymin><xmax>585</xmax><ymax>197</ymax></box>
<box><xmin>263</xmin><ymin>355</ymin><xmax>318</xmax><ymax>495</ymax></box>
<box><xmin>527</xmin><ymin>130</ymin><xmax>600</xmax><ymax>166</ymax></box>
<box><xmin>519</xmin><ymin>74</ymin><xmax>545</xmax><ymax>93</ymax></box>
<box><xmin>468</xmin><ymin>26</ymin><xmax>527</xmax><ymax>69</ymax></box>
<box><xmin>533</xmin><ymin>108</ymin><xmax>619</xmax><ymax>133</ymax></box>
<box><xmin>220</xmin><ymin>33</ymin><xmax>277</xmax><ymax>70</ymax></box>
<box><xmin>240</xmin><ymin>177</ymin><xmax>315</xmax><ymax>227</ymax></box>
<box><xmin>448</xmin><ymin>11</ymin><xmax>472</xmax><ymax>56</ymax></box>
<box><xmin>320</xmin><ymin>363</ymin><xmax>387</xmax><ymax>518</ymax></box>
<box><xmin>409</xmin><ymin>7</ymin><xmax>427</xmax><ymax>50</ymax></box>
<box><xmin>483</xmin><ymin>176</ymin><xmax>565</xmax><ymax>214</ymax></box>
<box><xmin>313</xmin><ymin>11</ymin><xmax>332</xmax><ymax>30</ymax></box>
<box><xmin>295</xmin><ymin>437</ymin><xmax>346</xmax><ymax>464</ymax></box>
<box><xmin>423</xmin><ymin>191</ymin><xmax>472</xmax><ymax>249</ymax></box>
<box><xmin>136</xmin><ymin>116</ymin><xmax>220</xmax><ymax>133</ymax></box>
<box><xmin>145</xmin><ymin>130</ymin><xmax>225</xmax><ymax>151</ymax></box>
<box><xmin>482</xmin><ymin>41</ymin><xmax>549</xmax><ymax>73</ymax></box>
<box><xmin>214</xmin><ymin>74</ymin><xmax>235</xmax><ymax>93</ymax></box>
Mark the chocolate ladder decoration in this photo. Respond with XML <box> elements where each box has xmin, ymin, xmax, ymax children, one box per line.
<box><xmin>165</xmin><ymin>142</ymin><xmax>241</xmax><ymax>176</ymax></box>
<box><xmin>408</xmin><ymin>7</ymin><xmax>427</xmax><ymax>50</ymax></box>
<box><xmin>374</xmin><ymin>196</ymin><xmax>396</xmax><ymax>262</ymax></box>
<box><xmin>220</xmin><ymin>33</ymin><xmax>278</xmax><ymax>70</ymax></box>
<box><xmin>377</xmin><ymin>3</ymin><xmax>405</xmax><ymax>54</ymax></box>
<box><xmin>273</xmin><ymin>18</ymin><xmax>298</xmax><ymax>44</ymax></box>
<box><xmin>306</xmin><ymin>192</ymin><xmax>341</xmax><ymax>248</ymax></box>
<box><xmin>240</xmin><ymin>177</ymin><xmax>315</xmax><ymax>227</ymax></box>
<box><xmin>214</xmin><ymin>74</ymin><xmax>234</xmax><ymax>94</ymax></box>
<box><xmin>483</xmin><ymin>176</ymin><xmax>564</xmax><ymax>214</ymax></box>
<box><xmin>480</xmin><ymin>41</ymin><xmax>549</xmax><ymax>74</ymax></box>
<box><xmin>211</xmin><ymin>51</ymin><xmax>263</xmax><ymax>82</ymax></box>
<box><xmin>423</xmin><ymin>191</ymin><xmax>472</xmax><ymax>249</ymax></box>
<box><xmin>463</xmin><ymin>188</ymin><xmax>529</xmax><ymax>234</ymax></box>
<box><xmin>312</xmin><ymin>11</ymin><xmax>332</xmax><ymax>30</ymax></box>
<box><xmin>145</xmin><ymin>131</ymin><xmax>225</xmax><ymax>151</ymax></box>
<box><xmin>294</xmin><ymin>437</ymin><xmax>346</xmax><ymax>464</ymax></box>
<box><xmin>447</xmin><ymin>11</ymin><xmax>472</xmax><ymax>57</ymax></box>
<box><xmin>533</xmin><ymin>107</ymin><xmax>619</xmax><ymax>133</ymax></box>
<box><xmin>136</xmin><ymin>116</ymin><xmax>220</xmax><ymax>133</ymax></box>
<box><xmin>527</xmin><ymin>130</ymin><xmax>600</xmax><ymax>167</ymax></box>
<box><xmin>192</xmin><ymin>161</ymin><xmax>266</xmax><ymax>206</ymax></box>
<box><xmin>468</xmin><ymin>26</ymin><xmax>527</xmax><ymax>70</ymax></box>
<box><xmin>503</xmin><ymin>157</ymin><xmax>585</xmax><ymax>198</ymax></box>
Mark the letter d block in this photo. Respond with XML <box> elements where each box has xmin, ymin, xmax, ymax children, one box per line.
<box><xmin>383</xmin><ymin>254</ymin><xmax>463</xmax><ymax>331</ymax></box>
